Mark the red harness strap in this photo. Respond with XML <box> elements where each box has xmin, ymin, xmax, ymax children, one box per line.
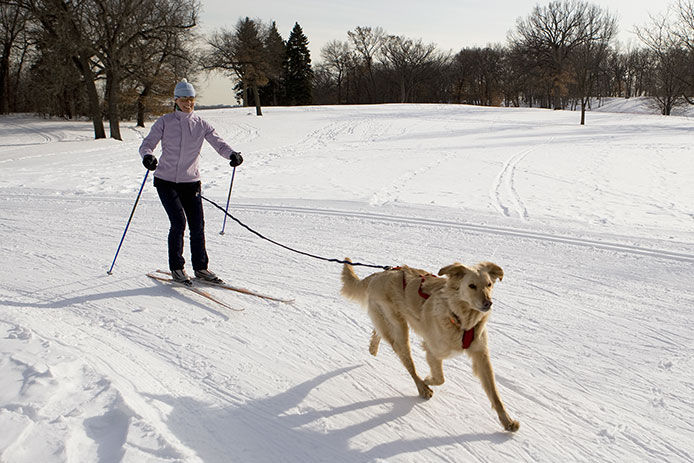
<box><xmin>449</xmin><ymin>315</ymin><xmax>476</xmax><ymax>349</ymax></box>
<box><xmin>393</xmin><ymin>267</ymin><xmax>436</xmax><ymax>297</ymax></box>
<box><xmin>461</xmin><ymin>327</ymin><xmax>475</xmax><ymax>349</ymax></box>
<box><xmin>418</xmin><ymin>276</ymin><xmax>431</xmax><ymax>299</ymax></box>
<box><xmin>397</xmin><ymin>268</ymin><xmax>474</xmax><ymax>349</ymax></box>
<box><xmin>390</xmin><ymin>267</ymin><xmax>407</xmax><ymax>290</ymax></box>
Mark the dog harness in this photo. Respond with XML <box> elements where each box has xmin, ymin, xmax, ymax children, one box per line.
<box><xmin>393</xmin><ymin>267</ymin><xmax>475</xmax><ymax>349</ymax></box>
<box><xmin>449</xmin><ymin>312</ymin><xmax>476</xmax><ymax>349</ymax></box>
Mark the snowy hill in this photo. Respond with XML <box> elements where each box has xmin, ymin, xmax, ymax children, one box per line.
<box><xmin>591</xmin><ymin>96</ymin><xmax>694</xmax><ymax>117</ymax></box>
<box><xmin>1</xmin><ymin>104</ymin><xmax>693</xmax><ymax>462</ymax></box>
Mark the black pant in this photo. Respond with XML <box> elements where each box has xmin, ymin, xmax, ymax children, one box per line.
<box><xmin>154</xmin><ymin>177</ymin><xmax>208</xmax><ymax>272</ymax></box>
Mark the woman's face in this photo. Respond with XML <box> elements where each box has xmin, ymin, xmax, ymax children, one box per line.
<box><xmin>176</xmin><ymin>97</ymin><xmax>195</xmax><ymax>113</ymax></box>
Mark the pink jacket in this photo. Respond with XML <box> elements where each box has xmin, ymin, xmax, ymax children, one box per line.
<box><xmin>139</xmin><ymin>111</ymin><xmax>237</xmax><ymax>183</ymax></box>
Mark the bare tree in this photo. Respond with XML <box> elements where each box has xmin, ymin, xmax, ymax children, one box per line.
<box><xmin>347</xmin><ymin>26</ymin><xmax>384</xmax><ymax>103</ymax></box>
<box><xmin>127</xmin><ymin>26</ymin><xmax>196</xmax><ymax>127</ymax></box>
<box><xmin>509</xmin><ymin>0</ymin><xmax>608</xmax><ymax>110</ymax></box>
<box><xmin>17</xmin><ymin>0</ymin><xmax>198</xmax><ymax>138</ymax></box>
<box><xmin>636</xmin><ymin>9</ymin><xmax>689</xmax><ymax>114</ymax></box>
<box><xmin>121</xmin><ymin>0</ymin><xmax>199</xmax><ymax>127</ymax></box>
<box><xmin>380</xmin><ymin>35</ymin><xmax>446</xmax><ymax>103</ymax></box>
<box><xmin>89</xmin><ymin>0</ymin><xmax>198</xmax><ymax>139</ymax></box>
<box><xmin>623</xmin><ymin>47</ymin><xmax>651</xmax><ymax>98</ymax></box>
<box><xmin>0</xmin><ymin>1</ymin><xmax>30</xmax><ymax>113</ymax></box>
<box><xmin>672</xmin><ymin>0</ymin><xmax>694</xmax><ymax>50</ymax></box>
<box><xmin>567</xmin><ymin>4</ymin><xmax>616</xmax><ymax>124</ymax></box>
<box><xmin>320</xmin><ymin>39</ymin><xmax>352</xmax><ymax>104</ymax></box>
<box><xmin>672</xmin><ymin>0</ymin><xmax>694</xmax><ymax>103</ymax></box>
<box><xmin>20</xmin><ymin>0</ymin><xmax>106</xmax><ymax>138</ymax></box>
<box><xmin>451</xmin><ymin>46</ymin><xmax>503</xmax><ymax>106</ymax></box>
<box><xmin>27</xmin><ymin>30</ymin><xmax>89</xmax><ymax>117</ymax></box>
<box><xmin>496</xmin><ymin>45</ymin><xmax>535</xmax><ymax>107</ymax></box>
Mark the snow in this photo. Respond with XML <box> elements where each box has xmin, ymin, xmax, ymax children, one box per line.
<box><xmin>1</xmin><ymin>101</ymin><xmax>693</xmax><ymax>462</ymax></box>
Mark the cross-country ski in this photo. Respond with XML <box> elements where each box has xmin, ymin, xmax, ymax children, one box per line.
<box><xmin>146</xmin><ymin>272</ymin><xmax>243</xmax><ymax>312</ymax></box>
<box><xmin>155</xmin><ymin>269</ymin><xmax>294</xmax><ymax>304</ymax></box>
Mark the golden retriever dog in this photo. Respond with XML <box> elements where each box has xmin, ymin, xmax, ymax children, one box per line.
<box><xmin>341</xmin><ymin>259</ymin><xmax>519</xmax><ymax>432</ymax></box>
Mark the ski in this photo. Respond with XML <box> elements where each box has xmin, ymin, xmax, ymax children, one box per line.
<box><xmin>155</xmin><ymin>269</ymin><xmax>294</xmax><ymax>304</ymax></box>
<box><xmin>146</xmin><ymin>273</ymin><xmax>244</xmax><ymax>312</ymax></box>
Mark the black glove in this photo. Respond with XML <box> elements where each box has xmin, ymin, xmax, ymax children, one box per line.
<box><xmin>229</xmin><ymin>152</ymin><xmax>243</xmax><ymax>167</ymax></box>
<box><xmin>142</xmin><ymin>154</ymin><xmax>158</xmax><ymax>171</ymax></box>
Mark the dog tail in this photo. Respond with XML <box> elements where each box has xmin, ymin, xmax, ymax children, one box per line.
<box><xmin>341</xmin><ymin>258</ymin><xmax>368</xmax><ymax>304</ymax></box>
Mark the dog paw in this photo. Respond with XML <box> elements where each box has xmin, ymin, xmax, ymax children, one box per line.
<box><xmin>418</xmin><ymin>384</ymin><xmax>434</xmax><ymax>400</ymax></box>
<box><xmin>424</xmin><ymin>376</ymin><xmax>444</xmax><ymax>386</ymax></box>
<box><xmin>503</xmin><ymin>419</ymin><xmax>520</xmax><ymax>432</ymax></box>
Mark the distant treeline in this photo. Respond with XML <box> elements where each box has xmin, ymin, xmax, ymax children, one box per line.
<box><xmin>1</xmin><ymin>0</ymin><xmax>693</xmax><ymax>139</ymax></box>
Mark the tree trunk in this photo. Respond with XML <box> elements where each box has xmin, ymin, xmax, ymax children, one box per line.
<box><xmin>580</xmin><ymin>98</ymin><xmax>587</xmax><ymax>125</ymax></box>
<box><xmin>253</xmin><ymin>85</ymin><xmax>262</xmax><ymax>116</ymax></box>
<box><xmin>0</xmin><ymin>44</ymin><xmax>11</xmax><ymax>114</ymax></box>
<box><xmin>11</xmin><ymin>41</ymin><xmax>28</xmax><ymax>112</ymax></box>
<box><xmin>242</xmin><ymin>82</ymin><xmax>249</xmax><ymax>107</ymax></box>
<box><xmin>106</xmin><ymin>69</ymin><xmax>122</xmax><ymax>140</ymax></box>
<box><xmin>552</xmin><ymin>84</ymin><xmax>562</xmax><ymax>109</ymax></box>
<box><xmin>73</xmin><ymin>54</ymin><xmax>106</xmax><ymax>139</ymax></box>
<box><xmin>137</xmin><ymin>83</ymin><xmax>152</xmax><ymax>127</ymax></box>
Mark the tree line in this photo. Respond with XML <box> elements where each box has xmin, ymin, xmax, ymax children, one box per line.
<box><xmin>1</xmin><ymin>0</ymin><xmax>693</xmax><ymax>140</ymax></box>
<box><xmin>314</xmin><ymin>0</ymin><xmax>694</xmax><ymax>122</ymax></box>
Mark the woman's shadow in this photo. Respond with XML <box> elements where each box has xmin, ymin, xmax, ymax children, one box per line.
<box><xmin>0</xmin><ymin>274</ymin><xmax>231</xmax><ymax>320</ymax></box>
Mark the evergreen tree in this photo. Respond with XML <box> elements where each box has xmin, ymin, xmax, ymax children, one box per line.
<box><xmin>259</xmin><ymin>21</ymin><xmax>286</xmax><ymax>106</ymax></box>
<box><xmin>207</xmin><ymin>17</ymin><xmax>268</xmax><ymax>115</ymax></box>
<box><xmin>234</xmin><ymin>17</ymin><xmax>269</xmax><ymax>115</ymax></box>
<box><xmin>284</xmin><ymin>22</ymin><xmax>313</xmax><ymax>105</ymax></box>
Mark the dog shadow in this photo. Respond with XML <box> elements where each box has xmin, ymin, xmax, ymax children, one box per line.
<box><xmin>145</xmin><ymin>366</ymin><xmax>513</xmax><ymax>462</ymax></box>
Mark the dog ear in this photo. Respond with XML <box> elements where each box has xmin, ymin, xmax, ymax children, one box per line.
<box><xmin>480</xmin><ymin>262</ymin><xmax>504</xmax><ymax>282</ymax></box>
<box><xmin>438</xmin><ymin>263</ymin><xmax>469</xmax><ymax>278</ymax></box>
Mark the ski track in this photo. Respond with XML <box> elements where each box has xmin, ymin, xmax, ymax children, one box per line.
<box><xmin>491</xmin><ymin>136</ymin><xmax>554</xmax><ymax>220</ymax></box>
<box><xmin>3</xmin><ymin>191</ymin><xmax>692</xmax><ymax>263</ymax></box>
<box><xmin>369</xmin><ymin>151</ymin><xmax>458</xmax><ymax>206</ymax></box>
<box><xmin>225</xmin><ymin>202</ymin><xmax>694</xmax><ymax>264</ymax></box>
<box><xmin>0</xmin><ymin>120</ymin><xmax>55</xmax><ymax>146</ymax></box>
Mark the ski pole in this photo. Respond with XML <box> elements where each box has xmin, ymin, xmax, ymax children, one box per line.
<box><xmin>107</xmin><ymin>170</ymin><xmax>149</xmax><ymax>274</ymax></box>
<box><xmin>219</xmin><ymin>166</ymin><xmax>237</xmax><ymax>235</ymax></box>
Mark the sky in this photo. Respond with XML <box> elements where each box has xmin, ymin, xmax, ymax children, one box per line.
<box><xmin>195</xmin><ymin>0</ymin><xmax>663</xmax><ymax>105</ymax></box>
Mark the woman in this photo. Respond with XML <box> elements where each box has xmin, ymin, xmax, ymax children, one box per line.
<box><xmin>139</xmin><ymin>79</ymin><xmax>243</xmax><ymax>286</ymax></box>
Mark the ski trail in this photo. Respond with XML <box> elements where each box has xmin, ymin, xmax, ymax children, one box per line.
<box><xmin>369</xmin><ymin>151</ymin><xmax>457</xmax><ymax>206</ymax></box>
<box><xmin>492</xmin><ymin>147</ymin><xmax>533</xmax><ymax>219</ymax></box>
<box><xmin>227</xmin><ymin>203</ymin><xmax>694</xmax><ymax>263</ymax></box>
<box><xmin>2</xmin><ymin>190</ymin><xmax>692</xmax><ymax>263</ymax></box>
<box><xmin>0</xmin><ymin>120</ymin><xmax>55</xmax><ymax>147</ymax></box>
<box><xmin>491</xmin><ymin>137</ymin><xmax>554</xmax><ymax>219</ymax></box>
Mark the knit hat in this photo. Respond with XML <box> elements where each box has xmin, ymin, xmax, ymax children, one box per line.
<box><xmin>174</xmin><ymin>79</ymin><xmax>195</xmax><ymax>98</ymax></box>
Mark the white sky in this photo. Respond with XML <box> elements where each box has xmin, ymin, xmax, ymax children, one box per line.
<box><xmin>195</xmin><ymin>0</ymin><xmax>663</xmax><ymax>104</ymax></box>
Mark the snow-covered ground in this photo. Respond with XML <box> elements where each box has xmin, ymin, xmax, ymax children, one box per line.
<box><xmin>0</xmin><ymin>102</ymin><xmax>692</xmax><ymax>462</ymax></box>
<box><xmin>592</xmin><ymin>96</ymin><xmax>694</xmax><ymax>117</ymax></box>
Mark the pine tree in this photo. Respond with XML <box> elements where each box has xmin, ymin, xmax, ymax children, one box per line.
<box><xmin>259</xmin><ymin>21</ymin><xmax>286</xmax><ymax>106</ymax></box>
<box><xmin>233</xmin><ymin>17</ymin><xmax>269</xmax><ymax>115</ymax></box>
<box><xmin>284</xmin><ymin>22</ymin><xmax>313</xmax><ymax>105</ymax></box>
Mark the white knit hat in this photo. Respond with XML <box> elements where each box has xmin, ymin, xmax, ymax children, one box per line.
<box><xmin>174</xmin><ymin>79</ymin><xmax>195</xmax><ymax>98</ymax></box>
